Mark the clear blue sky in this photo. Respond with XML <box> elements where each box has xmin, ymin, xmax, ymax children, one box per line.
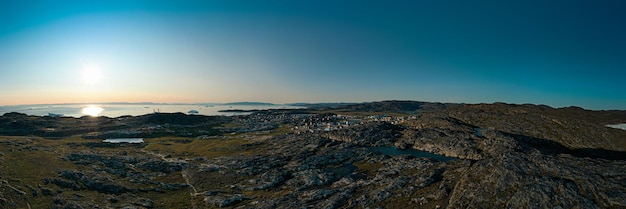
<box><xmin>1</xmin><ymin>0</ymin><xmax>625</xmax><ymax>109</ymax></box>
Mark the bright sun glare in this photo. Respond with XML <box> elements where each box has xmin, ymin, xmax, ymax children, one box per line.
<box><xmin>82</xmin><ymin>65</ymin><xmax>102</xmax><ymax>83</ymax></box>
<box><xmin>81</xmin><ymin>105</ymin><xmax>103</xmax><ymax>117</ymax></box>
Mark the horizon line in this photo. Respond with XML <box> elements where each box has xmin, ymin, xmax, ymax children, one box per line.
<box><xmin>0</xmin><ymin>100</ymin><xmax>623</xmax><ymax>111</ymax></box>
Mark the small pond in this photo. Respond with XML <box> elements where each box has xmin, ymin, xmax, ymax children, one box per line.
<box><xmin>103</xmin><ymin>138</ymin><xmax>144</xmax><ymax>144</ymax></box>
<box><xmin>325</xmin><ymin>164</ymin><xmax>358</xmax><ymax>178</ymax></box>
<box><xmin>607</xmin><ymin>124</ymin><xmax>626</xmax><ymax>131</ymax></box>
<box><xmin>474</xmin><ymin>128</ymin><xmax>485</xmax><ymax>137</ymax></box>
<box><xmin>369</xmin><ymin>146</ymin><xmax>457</xmax><ymax>162</ymax></box>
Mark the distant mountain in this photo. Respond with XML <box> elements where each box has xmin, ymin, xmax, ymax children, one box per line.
<box><xmin>223</xmin><ymin>102</ymin><xmax>275</xmax><ymax>106</ymax></box>
<box><xmin>286</xmin><ymin>102</ymin><xmax>358</xmax><ymax>108</ymax></box>
<box><xmin>312</xmin><ymin>100</ymin><xmax>454</xmax><ymax>113</ymax></box>
<box><xmin>101</xmin><ymin>102</ymin><xmax>166</xmax><ymax>105</ymax></box>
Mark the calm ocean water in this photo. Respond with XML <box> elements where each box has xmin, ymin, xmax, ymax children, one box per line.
<box><xmin>0</xmin><ymin>103</ymin><xmax>302</xmax><ymax>118</ymax></box>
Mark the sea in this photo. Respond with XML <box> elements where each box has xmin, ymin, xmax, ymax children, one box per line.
<box><xmin>0</xmin><ymin>103</ymin><xmax>303</xmax><ymax>118</ymax></box>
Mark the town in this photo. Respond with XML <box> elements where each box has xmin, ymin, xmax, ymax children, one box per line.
<box><xmin>227</xmin><ymin>110</ymin><xmax>418</xmax><ymax>135</ymax></box>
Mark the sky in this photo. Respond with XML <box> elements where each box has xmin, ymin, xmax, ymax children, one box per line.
<box><xmin>1</xmin><ymin>0</ymin><xmax>625</xmax><ymax>110</ymax></box>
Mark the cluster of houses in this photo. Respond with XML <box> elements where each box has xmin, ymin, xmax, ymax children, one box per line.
<box><xmin>292</xmin><ymin>114</ymin><xmax>418</xmax><ymax>134</ymax></box>
<box><xmin>229</xmin><ymin>111</ymin><xmax>418</xmax><ymax>135</ymax></box>
<box><xmin>99</xmin><ymin>111</ymin><xmax>420</xmax><ymax>143</ymax></box>
<box><xmin>366</xmin><ymin>114</ymin><xmax>418</xmax><ymax>124</ymax></box>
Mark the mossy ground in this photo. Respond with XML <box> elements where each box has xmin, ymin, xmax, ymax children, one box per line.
<box><xmin>0</xmin><ymin>136</ymin><xmax>229</xmax><ymax>208</ymax></box>
<box><xmin>0</xmin><ymin>126</ymin><xmax>298</xmax><ymax>209</ymax></box>
<box><xmin>141</xmin><ymin>126</ymin><xmax>287</xmax><ymax>159</ymax></box>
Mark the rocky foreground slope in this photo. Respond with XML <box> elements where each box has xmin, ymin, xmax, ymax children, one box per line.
<box><xmin>0</xmin><ymin>101</ymin><xmax>625</xmax><ymax>208</ymax></box>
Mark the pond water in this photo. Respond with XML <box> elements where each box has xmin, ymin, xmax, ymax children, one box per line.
<box><xmin>325</xmin><ymin>164</ymin><xmax>357</xmax><ymax>178</ymax></box>
<box><xmin>474</xmin><ymin>128</ymin><xmax>485</xmax><ymax>137</ymax></box>
<box><xmin>369</xmin><ymin>146</ymin><xmax>456</xmax><ymax>162</ymax></box>
<box><xmin>103</xmin><ymin>138</ymin><xmax>144</xmax><ymax>144</ymax></box>
<box><xmin>607</xmin><ymin>124</ymin><xmax>626</xmax><ymax>131</ymax></box>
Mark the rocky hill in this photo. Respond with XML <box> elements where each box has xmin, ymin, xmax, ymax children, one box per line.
<box><xmin>0</xmin><ymin>101</ymin><xmax>624</xmax><ymax>208</ymax></box>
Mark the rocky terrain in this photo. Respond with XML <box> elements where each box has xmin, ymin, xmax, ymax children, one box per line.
<box><xmin>0</xmin><ymin>101</ymin><xmax>625</xmax><ymax>208</ymax></box>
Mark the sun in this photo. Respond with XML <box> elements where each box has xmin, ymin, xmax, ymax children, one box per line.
<box><xmin>82</xmin><ymin>64</ymin><xmax>102</xmax><ymax>83</ymax></box>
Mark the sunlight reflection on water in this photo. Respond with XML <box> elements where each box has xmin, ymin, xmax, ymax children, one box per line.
<box><xmin>0</xmin><ymin>104</ymin><xmax>303</xmax><ymax>118</ymax></box>
<box><xmin>81</xmin><ymin>105</ymin><xmax>103</xmax><ymax>117</ymax></box>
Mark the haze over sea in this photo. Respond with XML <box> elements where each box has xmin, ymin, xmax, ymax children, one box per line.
<box><xmin>0</xmin><ymin>103</ymin><xmax>301</xmax><ymax>118</ymax></box>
